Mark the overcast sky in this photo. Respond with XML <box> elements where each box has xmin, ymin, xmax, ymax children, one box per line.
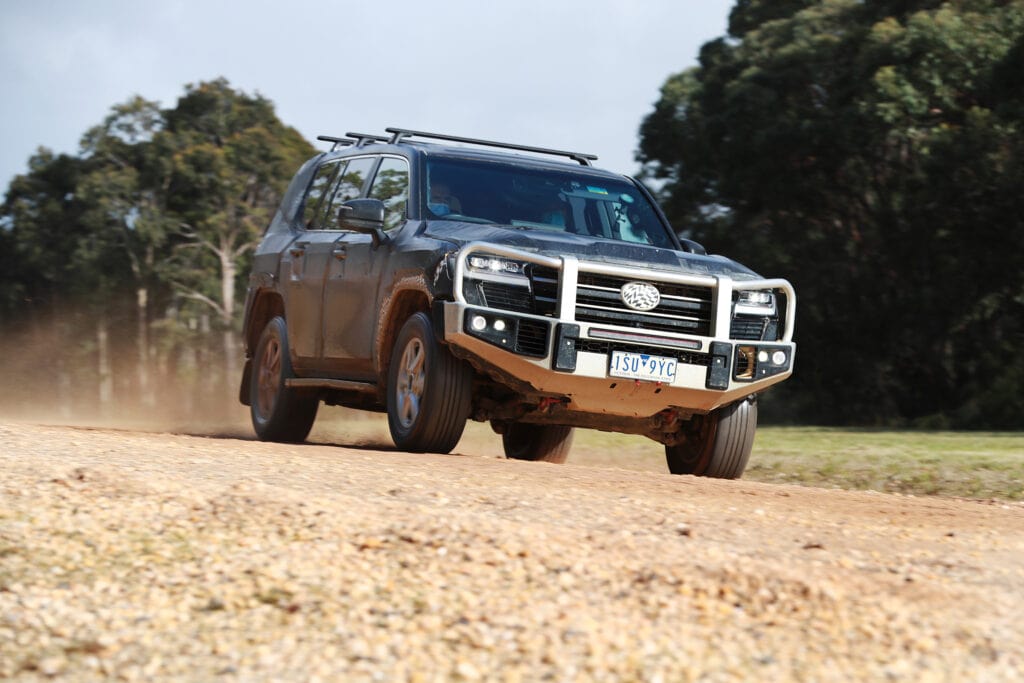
<box><xmin>1</xmin><ymin>1</ymin><xmax>733</xmax><ymax>191</ymax></box>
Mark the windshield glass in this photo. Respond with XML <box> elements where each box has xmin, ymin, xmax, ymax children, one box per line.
<box><xmin>425</xmin><ymin>158</ymin><xmax>676</xmax><ymax>249</ymax></box>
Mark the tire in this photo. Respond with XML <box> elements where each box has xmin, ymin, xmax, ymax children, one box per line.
<box><xmin>665</xmin><ymin>397</ymin><xmax>757</xmax><ymax>479</ymax></box>
<box><xmin>387</xmin><ymin>312</ymin><xmax>472</xmax><ymax>454</ymax></box>
<box><xmin>250</xmin><ymin>316</ymin><xmax>318</xmax><ymax>443</ymax></box>
<box><xmin>502</xmin><ymin>423</ymin><xmax>574</xmax><ymax>464</ymax></box>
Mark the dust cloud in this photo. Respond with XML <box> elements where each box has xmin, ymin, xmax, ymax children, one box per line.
<box><xmin>0</xmin><ymin>313</ymin><xmax>251</xmax><ymax>437</ymax></box>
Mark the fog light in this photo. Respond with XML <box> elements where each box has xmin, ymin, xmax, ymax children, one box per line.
<box><xmin>757</xmin><ymin>350</ymin><xmax>769</xmax><ymax>363</ymax></box>
<box><xmin>471</xmin><ymin>315</ymin><xmax>487</xmax><ymax>331</ymax></box>
<box><xmin>771</xmin><ymin>350</ymin><xmax>787</xmax><ymax>366</ymax></box>
<box><xmin>493</xmin><ymin>319</ymin><xmax>507</xmax><ymax>332</ymax></box>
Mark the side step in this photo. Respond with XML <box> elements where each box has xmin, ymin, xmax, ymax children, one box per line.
<box><xmin>285</xmin><ymin>378</ymin><xmax>377</xmax><ymax>394</ymax></box>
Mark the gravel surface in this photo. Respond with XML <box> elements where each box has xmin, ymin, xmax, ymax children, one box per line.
<box><xmin>1</xmin><ymin>421</ymin><xmax>1023</xmax><ymax>681</ymax></box>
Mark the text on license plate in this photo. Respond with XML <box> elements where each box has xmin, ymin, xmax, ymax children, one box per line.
<box><xmin>609</xmin><ymin>350</ymin><xmax>677</xmax><ymax>383</ymax></box>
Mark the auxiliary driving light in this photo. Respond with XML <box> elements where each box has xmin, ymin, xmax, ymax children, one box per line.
<box><xmin>771</xmin><ymin>350</ymin><xmax>788</xmax><ymax>366</ymax></box>
<box><xmin>493</xmin><ymin>319</ymin><xmax>507</xmax><ymax>332</ymax></box>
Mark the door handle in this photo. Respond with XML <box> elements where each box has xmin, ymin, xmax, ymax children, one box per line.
<box><xmin>332</xmin><ymin>246</ymin><xmax>347</xmax><ymax>260</ymax></box>
<box><xmin>289</xmin><ymin>247</ymin><xmax>305</xmax><ymax>258</ymax></box>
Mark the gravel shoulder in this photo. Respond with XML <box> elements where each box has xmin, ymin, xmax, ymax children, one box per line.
<box><xmin>2</xmin><ymin>421</ymin><xmax>1023</xmax><ymax>681</ymax></box>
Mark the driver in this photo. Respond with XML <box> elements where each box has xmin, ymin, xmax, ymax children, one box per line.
<box><xmin>428</xmin><ymin>181</ymin><xmax>462</xmax><ymax>216</ymax></box>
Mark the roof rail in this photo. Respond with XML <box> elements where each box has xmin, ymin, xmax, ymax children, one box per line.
<box><xmin>384</xmin><ymin>127</ymin><xmax>598</xmax><ymax>166</ymax></box>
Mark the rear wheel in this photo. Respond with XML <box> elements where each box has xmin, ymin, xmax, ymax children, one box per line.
<box><xmin>387</xmin><ymin>313</ymin><xmax>472</xmax><ymax>454</ymax></box>
<box><xmin>250</xmin><ymin>316</ymin><xmax>318</xmax><ymax>443</ymax></box>
<box><xmin>502</xmin><ymin>423</ymin><xmax>574</xmax><ymax>464</ymax></box>
<box><xmin>665</xmin><ymin>397</ymin><xmax>757</xmax><ymax>479</ymax></box>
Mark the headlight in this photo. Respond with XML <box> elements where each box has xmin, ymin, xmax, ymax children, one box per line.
<box><xmin>468</xmin><ymin>254</ymin><xmax>525</xmax><ymax>275</ymax></box>
<box><xmin>735</xmin><ymin>289</ymin><xmax>777</xmax><ymax>316</ymax></box>
<box><xmin>467</xmin><ymin>254</ymin><xmax>527</xmax><ymax>276</ymax></box>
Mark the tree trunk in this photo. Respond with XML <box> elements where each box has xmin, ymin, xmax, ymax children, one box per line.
<box><xmin>137</xmin><ymin>287</ymin><xmax>152</xmax><ymax>407</ymax></box>
<box><xmin>220</xmin><ymin>250</ymin><xmax>239</xmax><ymax>403</ymax></box>
<box><xmin>97</xmin><ymin>316</ymin><xmax>113</xmax><ymax>416</ymax></box>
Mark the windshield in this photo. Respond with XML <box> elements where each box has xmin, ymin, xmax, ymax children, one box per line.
<box><xmin>425</xmin><ymin>158</ymin><xmax>676</xmax><ymax>249</ymax></box>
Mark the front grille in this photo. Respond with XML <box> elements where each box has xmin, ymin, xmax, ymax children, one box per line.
<box><xmin>576</xmin><ymin>339</ymin><xmax>711</xmax><ymax>367</ymax></box>
<box><xmin>465</xmin><ymin>265</ymin><xmax>715</xmax><ymax>338</ymax></box>
<box><xmin>575</xmin><ymin>273</ymin><xmax>713</xmax><ymax>336</ymax></box>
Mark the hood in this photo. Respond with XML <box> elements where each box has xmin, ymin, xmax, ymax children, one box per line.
<box><xmin>423</xmin><ymin>221</ymin><xmax>761</xmax><ymax>280</ymax></box>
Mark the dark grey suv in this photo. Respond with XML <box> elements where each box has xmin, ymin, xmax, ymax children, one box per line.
<box><xmin>239</xmin><ymin>128</ymin><xmax>795</xmax><ymax>478</ymax></box>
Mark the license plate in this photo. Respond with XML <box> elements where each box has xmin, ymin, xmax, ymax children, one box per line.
<box><xmin>609</xmin><ymin>350</ymin><xmax>677</xmax><ymax>383</ymax></box>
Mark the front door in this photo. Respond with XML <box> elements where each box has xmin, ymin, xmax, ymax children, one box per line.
<box><xmin>321</xmin><ymin>156</ymin><xmax>410</xmax><ymax>378</ymax></box>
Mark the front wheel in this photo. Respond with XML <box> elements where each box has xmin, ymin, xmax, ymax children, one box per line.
<box><xmin>250</xmin><ymin>316</ymin><xmax>318</xmax><ymax>443</ymax></box>
<box><xmin>387</xmin><ymin>313</ymin><xmax>472</xmax><ymax>454</ymax></box>
<box><xmin>665</xmin><ymin>397</ymin><xmax>757</xmax><ymax>479</ymax></box>
<box><xmin>501</xmin><ymin>423</ymin><xmax>574</xmax><ymax>464</ymax></box>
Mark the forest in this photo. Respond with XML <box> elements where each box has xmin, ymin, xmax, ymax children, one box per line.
<box><xmin>2</xmin><ymin>0</ymin><xmax>1022</xmax><ymax>428</ymax></box>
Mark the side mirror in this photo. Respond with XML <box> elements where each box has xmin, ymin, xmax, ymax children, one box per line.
<box><xmin>338</xmin><ymin>198</ymin><xmax>387</xmax><ymax>246</ymax></box>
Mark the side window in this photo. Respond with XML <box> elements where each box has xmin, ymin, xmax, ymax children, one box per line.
<box><xmin>301</xmin><ymin>160</ymin><xmax>342</xmax><ymax>228</ymax></box>
<box><xmin>369</xmin><ymin>157</ymin><xmax>410</xmax><ymax>231</ymax></box>
<box><xmin>319</xmin><ymin>157</ymin><xmax>378</xmax><ymax>230</ymax></box>
<box><xmin>313</xmin><ymin>156</ymin><xmax>378</xmax><ymax>231</ymax></box>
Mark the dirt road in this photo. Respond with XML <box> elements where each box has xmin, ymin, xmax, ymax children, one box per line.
<box><xmin>1</xmin><ymin>421</ymin><xmax>1022</xmax><ymax>681</ymax></box>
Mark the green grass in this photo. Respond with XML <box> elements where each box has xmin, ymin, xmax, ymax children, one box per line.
<box><xmin>747</xmin><ymin>428</ymin><xmax>1024</xmax><ymax>500</ymax></box>
<box><xmin>308</xmin><ymin>410</ymin><xmax>1024</xmax><ymax>501</ymax></box>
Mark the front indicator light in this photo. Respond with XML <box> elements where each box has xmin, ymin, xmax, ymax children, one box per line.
<box><xmin>471</xmin><ymin>315</ymin><xmax>487</xmax><ymax>331</ymax></box>
<box><xmin>735</xmin><ymin>346</ymin><xmax>756</xmax><ymax>380</ymax></box>
<box><xmin>772</xmin><ymin>350</ymin><xmax>788</xmax><ymax>366</ymax></box>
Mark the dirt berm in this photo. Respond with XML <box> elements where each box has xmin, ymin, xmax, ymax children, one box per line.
<box><xmin>1</xmin><ymin>421</ymin><xmax>1022</xmax><ymax>681</ymax></box>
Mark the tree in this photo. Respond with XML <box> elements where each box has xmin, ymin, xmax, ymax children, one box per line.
<box><xmin>638</xmin><ymin>0</ymin><xmax>1024</xmax><ymax>428</ymax></box>
<box><xmin>78</xmin><ymin>96</ymin><xmax>172</xmax><ymax>406</ymax></box>
<box><xmin>159</xmin><ymin>79</ymin><xmax>313</xmax><ymax>393</ymax></box>
<box><xmin>0</xmin><ymin>79</ymin><xmax>316</xmax><ymax>419</ymax></box>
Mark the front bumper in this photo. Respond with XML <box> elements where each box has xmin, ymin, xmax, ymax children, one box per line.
<box><xmin>441</xmin><ymin>242</ymin><xmax>796</xmax><ymax>418</ymax></box>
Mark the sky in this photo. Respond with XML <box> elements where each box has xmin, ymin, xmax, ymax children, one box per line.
<box><xmin>0</xmin><ymin>0</ymin><xmax>734</xmax><ymax>191</ymax></box>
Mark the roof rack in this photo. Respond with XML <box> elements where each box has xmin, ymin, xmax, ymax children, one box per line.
<box><xmin>345</xmin><ymin>132</ymin><xmax>392</xmax><ymax>147</ymax></box>
<box><xmin>316</xmin><ymin>135</ymin><xmax>355</xmax><ymax>152</ymax></box>
<box><xmin>384</xmin><ymin>127</ymin><xmax>598</xmax><ymax>166</ymax></box>
<box><xmin>316</xmin><ymin>132</ymin><xmax>392</xmax><ymax>153</ymax></box>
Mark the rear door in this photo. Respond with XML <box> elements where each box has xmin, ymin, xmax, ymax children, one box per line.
<box><xmin>281</xmin><ymin>158</ymin><xmax>347</xmax><ymax>367</ymax></box>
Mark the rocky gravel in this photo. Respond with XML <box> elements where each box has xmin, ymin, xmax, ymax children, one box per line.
<box><xmin>1</xmin><ymin>421</ymin><xmax>1023</xmax><ymax>681</ymax></box>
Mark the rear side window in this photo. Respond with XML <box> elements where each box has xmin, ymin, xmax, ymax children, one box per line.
<box><xmin>369</xmin><ymin>157</ymin><xmax>409</xmax><ymax>231</ymax></box>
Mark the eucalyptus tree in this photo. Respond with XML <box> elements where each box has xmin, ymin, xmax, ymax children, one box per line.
<box><xmin>157</xmin><ymin>79</ymin><xmax>314</xmax><ymax>390</ymax></box>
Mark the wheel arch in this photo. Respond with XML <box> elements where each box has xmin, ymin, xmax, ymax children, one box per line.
<box><xmin>244</xmin><ymin>290</ymin><xmax>286</xmax><ymax>356</ymax></box>
<box><xmin>377</xmin><ymin>286</ymin><xmax>432</xmax><ymax>389</ymax></box>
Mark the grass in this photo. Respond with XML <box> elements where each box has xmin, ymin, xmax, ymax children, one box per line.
<box><xmin>309</xmin><ymin>409</ymin><xmax>1024</xmax><ymax>501</ymax></box>
<box><xmin>747</xmin><ymin>428</ymin><xmax>1024</xmax><ymax>501</ymax></box>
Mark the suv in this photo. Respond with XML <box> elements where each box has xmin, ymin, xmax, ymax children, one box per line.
<box><xmin>239</xmin><ymin>128</ymin><xmax>795</xmax><ymax>478</ymax></box>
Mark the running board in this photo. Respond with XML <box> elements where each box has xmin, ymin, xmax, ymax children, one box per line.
<box><xmin>286</xmin><ymin>378</ymin><xmax>377</xmax><ymax>393</ymax></box>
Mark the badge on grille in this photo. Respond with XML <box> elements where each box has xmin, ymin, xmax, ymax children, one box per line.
<box><xmin>620</xmin><ymin>281</ymin><xmax>661</xmax><ymax>311</ymax></box>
